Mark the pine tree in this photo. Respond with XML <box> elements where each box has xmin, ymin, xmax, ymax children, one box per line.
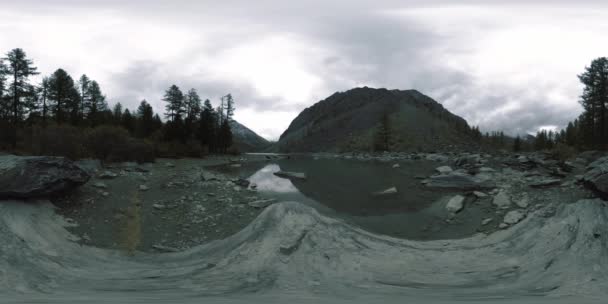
<box><xmin>112</xmin><ymin>102</ymin><xmax>123</xmax><ymax>124</ymax></box>
<box><xmin>163</xmin><ymin>85</ymin><xmax>184</xmax><ymax>122</ymax></box>
<box><xmin>513</xmin><ymin>135</ymin><xmax>522</xmax><ymax>152</ymax></box>
<box><xmin>198</xmin><ymin>99</ymin><xmax>217</xmax><ymax>151</ymax></box>
<box><xmin>578</xmin><ymin>57</ymin><xmax>608</xmax><ymax>148</ymax></box>
<box><xmin>78</xmin><ymin>74</ymin><xmax>90</xmax><ymax>120</ymax></box>
<box><xmin>185</xmin><ymin>89</ymin><xmax>201</xmax><ymax>120</ymax></box>
<box><xmin>224</xmin><ymin>93</ymin><xmax>235</xmax><ymax>121</ymax></box>
<box><xmin>4</xmin><ymin>48</ymin><xmax>38</xmax><ymax>125</ymax></box>
<box><xmin>136</xmin><ymin>100</ymin><xmax>154</xmax><ymax>138</ymax></box>
<box><xmin>122</xmin><ymin>109</ymin><xmax>135</xmax><ymax>134</ymax></box>
<box><xmin>48</xmin><ymin>68</ymin><xmax>78</xmax><ymax>124</ymax></box>
<box><xmin>39</xmin><ymin>77</ymin><xmax>50</xmax><ymax>125</ymax></box>
<box><xmin>86</xmin><ymin>80</ymin><xmax>107</xmax><ymax>126</ymax></box>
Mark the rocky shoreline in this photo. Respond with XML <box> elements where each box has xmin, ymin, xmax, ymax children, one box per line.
<box><xmin>1</xmin><ymin>150</ymin><xmax>607</xmax><ymax>254</ymax></box>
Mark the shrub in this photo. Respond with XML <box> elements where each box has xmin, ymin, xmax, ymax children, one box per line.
<box><xmin>551</xmin><ymin>143</ymin><xmax>577</xmax><ymax>161</ymax></box>
<box><xmin>23</xmin><ymin>124</ymin><xmax>85</xmax><ymax>160</ymax></box>
<box><xmin>85</xmin><ymin>125</ymin><xmax>130</xmax><ymax>161</ymax></box>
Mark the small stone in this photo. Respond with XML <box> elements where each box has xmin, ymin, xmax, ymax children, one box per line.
<box><xmin>392</xmin><ymin>164</ymin><xmax>400</xmax><ymax>168</ymax></box>
<box><xmin>481</xmin><ymin>218</ymin><xmax>493</xmax><ymax>225</ymax></box>
<box><xmin>473</xmin><ymin>191</ymin><xmax>488</xmax><ymax>198</ymax></box>
<box><xmin>99</xmin><ymin>171</ymin><xmax>118</xmax><ymax>179</ymax></box>
<box><xmin>372</xmin><ymin>187</ymin><xmax>398</xmax><ymax>196</ymax></box>
<box><xmin>436</xmin><ymin>166</ymin><xmax>453</xmax><ymax>174</ymax></box>
<box><xmin>499</xmin><ymin>223</ymin><xmax>508</xmax><ymax>229</ymax></box>
<box><xmin>139</xmin><ymin>185</ymin><xmax>149</xmax><ymax>191</ymax></box>
<box><xmin>92</xmin><ymin>182</ymin><xmax>107</xmax><ymax>189</ymax></box>
<box><xmin>165</xmin><ymin>162</ymin><xmax>175</xmax><ymax>168</ymax></box>
<box><xmin>153</xmin><ymin>204</ymin><xmax>165</xmax><ymax>210</ymax></box>
<box><xmin>516</xmin><ymin>196</ymin><xmax>530</xmax><ymax>208</ymax></box>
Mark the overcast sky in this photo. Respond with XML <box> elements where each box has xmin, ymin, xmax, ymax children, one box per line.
<box><xmin>2</xmin><ymin>0</ymin><xmax>608</xmax><ymax>140</ymax></box>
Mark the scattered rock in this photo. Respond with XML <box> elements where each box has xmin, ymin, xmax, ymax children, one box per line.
<box><xmin>372</xmin><ymin>187</ymin><xmax>398</xmax><ymax>196</ymax></box>
<box><xmin>492</xmin><ymin>191</ymin><xmax>511</xmax><ymax>208</ymax></box>
<box><xmin>99</xmin><ymin>171</ymin><xmax>118</xmax><ymax>179</ymax></box>
<box><xmin>274</xmin><ymin>171</ymin><xmax>307</xmax><ymax>180</ymax></box>
<box><xmin>0</xmin><ymin>155</ymin><xmax>90</xmax><ymax>199</ymax></box>
<box><xmin>392</xmin><ymin>164</ymin><xmax>400</xmax><ymax>169</ymax></box>
<box><xmin>152</xmin><ymin>204</ymin><xmax>166</xmax><ymax>210</ymax></box>
<box><xmin>503</xmin><ymin>210</ymin><xmax>525</xmax><ymax>225</ymax></box>
<box><xmin>446</xmin><ymin>195</ymin><xmax>465</xmax><ymax>213</ymax></box>
<box><xmin>498</xmin><ymin>223</ymin><xmax>509</xmax><ymax>229</ymax></box>
<box><xmin>234</xmin><ymin>179</ymin><xmax>250</xmax><ymax>187</ymax></box>
<box><xmin>435</xmin><ymin>166</ymin><xmax>453</xmax><ymax>174</ymax></box>
<box><xmin>516</xmin><ymin>195</ymin><xmax>530</xmax><ymax>208</ymax></box>
<box><xmin>473</xmin><ymin>191</ymin><xmax>488</xmax><ymax>198</ymax></box>
<box><xmin>152</xmin><ymin>244</ymin><xmax>180</xmax><ymax>252</ymax></box>
<box><xmin>139</xmin><ymin>185</ymin><xmax>149</xmax><ymax>191</ymax></box>
<box><xmin>529</xmin><ymin>178</ymin><xmax>562</xmax><ymax>188</ymax></box>
<box><xmin>165</xmin><ymin>162</ymin><xmax>175</xmax><ymax>168</ymax></box>
<box><xmin>248</xmin><ymin>199</ymin><xmax>278</xmax><ymax>208</ymax></box>
<box><xmin>481</xmin><ymin>218</ymin><xmax>493</xmax><ymax>225</ymax></box>
<box><xmin>92</xmin><ymin>182</ymin><xmax>108</xmax><ymax>189</ymax></box>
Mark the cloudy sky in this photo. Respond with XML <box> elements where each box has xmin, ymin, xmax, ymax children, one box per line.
<box><xmin>2</xmin><ymin>0</ymin><xmax>608</xmax><ymax>140</ymax></box>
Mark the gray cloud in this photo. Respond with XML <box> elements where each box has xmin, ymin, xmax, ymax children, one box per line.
<box><xmin>2</xmin><ymin>0</ymin><xmax>604</xmax><ymax>138</ymax></box>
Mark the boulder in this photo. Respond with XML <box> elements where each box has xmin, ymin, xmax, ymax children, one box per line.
<box><xmin>274</xmin><ymin>171</ymin><xmax>307</xmax><ymax>180</ymax></box>
<box><xmin>0</xmin><ymin>155</ymin><xmax>90</xmax><ymax>199</ymax></box>
<box><xmin>446</xmin><ymin>195</ymin><xmax>465</xmax><ymax>213</ymax></box>
<box><xmin>492</xmin><ymin>191</ymin><xmax>511</xmax><ymax>208</ymax></box>
<box><xmin>503</xmin><ymin>210</ymin><xmax>525</xmax><ymax>225</ymax></box>
<box><xmin>426</xmin><ymin>172</ymin><xmax>495</xmax><ymax>190</ymax></box>
<box><xmin>583</xmin><ymin>156</ymin><xmax>608</xmax><ymax>197</ymax></box>
<box><xmin>455</xmin><ymin>154</ymin><xmax>481</xmax><ymax>167</ymax></box>
<box><xmin>435</xmin><ymin>166</ymin><xmax>453</xmax><ymax>174</ymax></box>
<box><xmin>473</xmin><ymin>191</ymin><xmax>488</xmax><ymax>198</ymax></box>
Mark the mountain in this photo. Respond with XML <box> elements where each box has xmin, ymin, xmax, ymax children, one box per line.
<box><xmin>230</xmin><ymin>120</ymin><xmax>271</xmax><ymax>152</ymax></box>
<box><xmin>276</xmin><ymin>87</ymin><xmax>476</xmax><ymax>152</ymax></box>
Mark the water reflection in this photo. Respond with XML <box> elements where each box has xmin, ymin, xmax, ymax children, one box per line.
<box><xmin>247</xmin><ymin>164</ymin><xmax>299</xmax><ymax>193</ymax></box>
<box><xmin>215</xmin><ymin>158</ymin><xmax>491</xmax><ymax>240</ymax></box>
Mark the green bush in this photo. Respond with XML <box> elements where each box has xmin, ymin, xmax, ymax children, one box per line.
<box><xmin>85</xmin><ymin>125</ymin><xmax>155</xmax><ymax>163</ymax></box>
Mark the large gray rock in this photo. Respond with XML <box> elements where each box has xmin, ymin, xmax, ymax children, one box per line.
<box><xmin>583</xmin><ymin>156</ymin><xmax>608</xmax><ymax>196</ymax></box>
<box><xmin>426</xmin><ymin>172</ymin><xmax>495</xmax><ymax>190</ymax></box>
<box><xmin>0</xmin><ymin>155</ymin><xmax>90</xmax><ymax>199</ymax></box>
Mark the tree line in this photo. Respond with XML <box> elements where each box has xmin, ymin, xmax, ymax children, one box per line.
<box><xmin>0</xmin><ymin>48</ymin><xmax>236</xmax><ymax>159</ymax></box>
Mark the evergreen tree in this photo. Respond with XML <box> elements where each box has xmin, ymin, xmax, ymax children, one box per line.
<box><xmin>48</xmin><ymin>68</ymin><xmax>79</xmax><ymax>124</ymax></box>
<box><xmin>198</xmin><ymin>99</ymin><xmax>217</xmax><ymax>151</ymax></box>
<box><xmin>4</xmin><ymin>48</ymin><xmax>38</xmax><ymax>125</ymax></box>
<box><xmin>122</xmin><ymin>109</ymin><xmax>135</xmax><ymax>134</ymax></box>
<box><xmin>136</xmin><ymin>100</ymin><xmax>154</xmax><ymax>138</ymax></box>
<box><xmin>185</xmin><ymin>89</ymin><xmax>201</xmax><ymax>120</ymax></box>
<box><xmin>112</xmin><ymin>102</ymin><xmax>123</xmax><ymax>124</ymax></box>
<box><xmin>78</xmin><ymin>74</ymin><xmax>90</xmax><ymax>120</ymax></box>
<box><xmin>578</xmin><ymin>57</ymin><xmax>608</xmax><ymax>148</ymax></box>
<box><xmin>224</xmin><ymin>93</ymin><xmax>235</xmax><ymax>121</ymax></box>
<box><xmin>163</xmin><ymin>85</ymin><xmax>184</xmax><ymax>122</ymax></box>
<box><xmin>86</xmin><ymin>80</ymin><xmax>107</xmax><ymax>126</ymax></box>
<box><xmin>39</xmin><ymin>77</ymin><xmax>50</xmax><ymax>125</ymax></box>
<box><xmin>513</xmin><ymin>135</ymin><xmax>522</xmax><ymax>152</ymax></box>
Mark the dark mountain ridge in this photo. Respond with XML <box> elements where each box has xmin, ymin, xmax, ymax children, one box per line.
<box><xmin>276</xmin><ymin>87</ymin><xmax>475</xmax><ymax>152</ymax></box>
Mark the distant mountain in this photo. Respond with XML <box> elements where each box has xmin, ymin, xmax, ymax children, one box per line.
<box><xmin>230</xmin><ymin>120</ymin><xmax>270</xmax><ymax>152</ymax></box>
<box><xmin>276</xmin><ymin>87</ymin><xmax>476</xmax><ymax>152</ymax></box>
